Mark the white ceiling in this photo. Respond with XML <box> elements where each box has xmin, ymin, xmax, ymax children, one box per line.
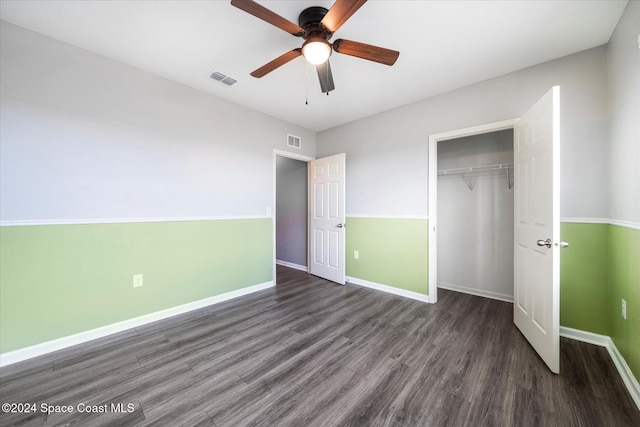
<box><xmin>0</xmin><ymin>0</ymin><xmax>628</xmax><ymax>132</ymax></box>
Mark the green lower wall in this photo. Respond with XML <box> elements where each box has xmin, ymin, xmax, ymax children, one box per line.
<box><xmin>561</xmin><ymin>222</ymin><xmax>639</xmax><ymax>382</ymax></box>
<box><xmin>609</xmin><ymin>225</ymin><xmax>640</xmax><ymax>382</ymax></box>
<box><xmin>346</xmin><ymin>217</ymin><xmax>428</xmax><ymax>295</ymax></box>
<box><xmin>0</xmin><ymin>218</ymin><xmax>272</xmax><ymax>353</ymax></box>
<box><xmin>559</xmin><ymin>223</ymin><xmax>610</xmax><ymax>335</ymax></box>
<box><xmin>2</xmin><ymin>217</ymin><xmax>637</xmax><ymax>382</ymax></box>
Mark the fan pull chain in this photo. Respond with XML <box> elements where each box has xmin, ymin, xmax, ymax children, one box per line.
<box><xmin>305</xmin><ymin>61</ymin><xmax>309</xmax><ymax>105</ymax></box>
<box><xmin>323</xmin><ymin>62</ymin><xmax>330</xmax><ymax>95</ymax></box>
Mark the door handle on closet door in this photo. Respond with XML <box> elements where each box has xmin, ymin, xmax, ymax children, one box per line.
<box><xmin>537</xmin><ymin>239</ymin><xmax>552</xmax><ymax>248</ymax></box>
<box><xmin>336</xmin><ymin>223</ymin><xmax>345</xmax><ymax>228</ymax></box>
<box><xmin>537</xmin><ymin>239</ymin><xmax>569</xmax><ymax>248</ymax></box>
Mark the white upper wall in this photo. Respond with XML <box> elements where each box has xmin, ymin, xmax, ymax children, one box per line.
<box><xmin>0</xmin><ymin>22</ymin><xmax>316</xmax><ymax>222</ymax></box>
<box><xmin>607</xmin><ymin>1</ymin><xmax>640</xmax><ymax>224</ymax></box>
<box><xmin>5</xmin><ymin>8</ymin><xmax>633</xmax><ymax>225</ymax></box>
<box><xmin>317</xmin><ymin>45</ymin><xmax>609</xmax><ymax>219</ymax></box>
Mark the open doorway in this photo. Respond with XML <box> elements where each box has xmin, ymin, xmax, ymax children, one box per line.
<box><xmin>275</xmin><ymin>155</ymin><xmax>309</xmax><ymax>272</ymax></box>
<box><xmin>428</xmin><ymin>119</ymin><xmax>517</xmax><ymax>303</ymax></box>
<box><xmin>272</xmin><ymin>149</ymin><xmax>314</xmax><ymax>283</ymax></box>
<box><xmin>272</xmin><ymin>150</ymin><xmax>347</xmax><ymax>285</ymax></box>
<box><xmin>436</xmin><ymin>129</ymin><xmax>514</xmax><ymax>302</ymax></box>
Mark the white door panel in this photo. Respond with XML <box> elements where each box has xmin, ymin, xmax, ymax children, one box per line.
<box><xmin>313</xmin><ymin>228</ymin><xmax>324</xmax><ymax>264</ymax></box>
<box><xmin>514</xmin><ymin>86</ymin><xmax>561</xmax><ymax>373</ymax></box>
<box><xmin>309</xmin><ymin>153</ymin><xmax>345</xmax><ymax>284</ymax></box>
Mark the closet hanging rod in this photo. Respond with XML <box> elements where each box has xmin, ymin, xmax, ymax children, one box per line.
<box><xmin>437</xmin><ymin>163</ymin><xmax>513</xmax><ymax>176</ymax></box>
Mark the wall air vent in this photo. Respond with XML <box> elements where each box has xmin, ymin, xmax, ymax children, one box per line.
<box><xmin>287</xmin><ymin>134</ymin><xmax>302</xmax><ymax>149</ymax></box>
<box><xmin>209</xmin><ymin>70</ymin><xmax>237</xmax><ymax>86</ymax></box>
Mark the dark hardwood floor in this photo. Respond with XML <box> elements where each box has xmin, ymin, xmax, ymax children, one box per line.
<box><xmin>1</xmin><ymin>265</ymin><xmax>638</xmax><ymax>426</ymax></box>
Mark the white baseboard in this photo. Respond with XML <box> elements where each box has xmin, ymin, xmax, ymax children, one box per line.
<box><xmin>346</xmin><ymin>276</ymin><xmax>431</xmax><ymax>303</ymax></box>
<box><xmin>437</xmin><ymin>281</ymin><xmax>514</xmax><ymax>303</ymax></box>
<box><xmin>560</xmin><ymin>326</ymin><xmax>640</xmax><ymax>411</ymax></box>
<box><xmin>0</xmin><ymin>280</ymin><xmax>275</xmax><ymax>367</ymax></box>
<box><xmin>559</xmin><ymin>326</ymin><xmax>610</xmax><ymax>346</ymax></box>
<box><xmin>275</xmin><ymin>260</ymin><xmax>308</xmax><ymax>272</ymax></box>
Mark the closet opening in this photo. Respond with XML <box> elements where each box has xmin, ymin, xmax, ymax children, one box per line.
<box><xmin>427</xmin><ymin>119</ymin><xmax>517</xmax><ymax>303</ymax></box>
<box><xmin>437</xmin><ymin>129</ymin><xmax>514</xmax><ymax>302</ymax></box>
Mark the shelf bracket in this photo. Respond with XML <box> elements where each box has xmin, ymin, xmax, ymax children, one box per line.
<box><xmin>463</xmin><ymin>171</ymin><xmax>476</xmax><ymax>191</ymax></box>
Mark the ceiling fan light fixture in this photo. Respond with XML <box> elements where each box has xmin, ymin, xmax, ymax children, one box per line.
<box><xmin>302</xmin><ymin>38</ymin><xmax>332</xmax><ymax>65</ymax></box>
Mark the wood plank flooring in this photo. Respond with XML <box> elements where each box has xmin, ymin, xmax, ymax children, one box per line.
<box><xmin>1</xmin><ymin>265</ymin><xmax>638</xmax><ymax>426</ymax></box>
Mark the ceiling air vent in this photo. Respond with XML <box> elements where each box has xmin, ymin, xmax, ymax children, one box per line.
<box><xmin>287</xmin><ymin>134</ymin><xmax>301</xmax><ymax>149</ymax></box>
<box><xmin>209</xmin><ymin>70</ymin><xmax>237</xmax><ymax>86</ymax></box>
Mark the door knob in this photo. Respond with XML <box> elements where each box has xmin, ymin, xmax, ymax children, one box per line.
<box><xmin>537</xmin><ymin>239</ymin><xmax>569</xmax><ymax>248</ymax></box>
<box><xmin>537</xmin><ymin>239</ymin><xmax>552</xmax><ymax>248</ymax></box>
<box><xmin>337</xmin><ymin>223</ymin><xmax>344</xmax><ymax>228</ymax></box>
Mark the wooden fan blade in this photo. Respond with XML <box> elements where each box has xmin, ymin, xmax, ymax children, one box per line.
<box><xmin>321</xmin><ymin>0</ymin><xmax>367</xmax><ymax>33</ymax></box>
<box><xmin>316</xmin><ymin>60</ymin><xmax>335</xmax><ymax>93</ymax></box>
<box><xmin>231</xmin><ymin>0</ymin><xmax>304</xmax><ymax>36</ymax></box>
<box><xmin>333</xmin><ymin>39</ymin><xmax>399</xmax><ymax>66</ymax></box>
<box><xmin>250</xmin><ymin>49</ymin><xmax>302</xmax><ymax>78</ymax></box>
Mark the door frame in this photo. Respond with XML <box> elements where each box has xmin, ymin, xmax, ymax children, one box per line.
<box><xmin>427</xmin><ymin>119</ymin><xmax>518</xmax><ymax>303</ymax></box>
<box><xmin>273</xmin><ymin>149</ymin><xmax>315</xmax><ymax>283</ymax></box>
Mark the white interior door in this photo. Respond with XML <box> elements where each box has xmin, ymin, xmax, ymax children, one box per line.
<box><xmin>514</xmin><ymin>86</ymin><xmax>561</xmax><ymax>373</ymax></box>
<box><xmin>309</xmin><ymin>153</ymin><xmax>346</xmax><ymax>284</ymax></box>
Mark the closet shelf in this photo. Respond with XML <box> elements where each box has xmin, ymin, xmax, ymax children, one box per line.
<box><xmin>437</xmin><ymin>163</ymin><xmax>513</xmax><ymax>176</ymax></box>
<box><xmin>437</xmin><ymin>163</ymin><xmax>514</xmax><ymax>190</ymax></box>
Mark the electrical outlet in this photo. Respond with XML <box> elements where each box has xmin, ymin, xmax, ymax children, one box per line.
<box><xmin>354</xmin><ymin>250</ymin><xmax>359</xmax><ymax>259</ymax></box>
<box><xmin>622</xmin><ymin>299</ymin><xmax>626</xmax><ymax>320</ymax></box>
<box><xmin>133</xmin><ymin>274</ymin><xmax>144</xmax><ymax>288</ymax></box>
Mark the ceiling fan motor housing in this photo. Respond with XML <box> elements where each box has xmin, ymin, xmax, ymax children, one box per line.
<box><xmin>298</xmin><ymin>6</ymin><xmax>331</xmax><ymax>40</ymax></box>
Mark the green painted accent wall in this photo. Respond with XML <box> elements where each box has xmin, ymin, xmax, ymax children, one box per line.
<box><xmin>559</xmin><ymin>223</ymin><xmax>610</xmax><ymax>335</ymax></box>
<box><xmin>346</xmin><ymin>217</ymin><xmax>428</xmax><ymax>295</ymax></box>
<box><xmin>560</xmin><ymin>222</ymin><xmax>639</xmax><ymax>382</ymax></box>
<box><xmin>0</xmin><ymin>218</ymin><xmax>272</xmax><ymax>353</ymax></box>
<box><xmin>609</xmin><ymin>225</ymin><xmax>640</xmax><ymax>382</ymax></box>
<box><xmin>3</xmin><ymin>217</ymin><xmax>637</xmax><ymax>383</ymax></box>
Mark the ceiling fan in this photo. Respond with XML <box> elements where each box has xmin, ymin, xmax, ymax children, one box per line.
<box><xmin>230</xmin><ymin>0</ymin><xmax>400</xmax><ymax>93</ymax></box>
